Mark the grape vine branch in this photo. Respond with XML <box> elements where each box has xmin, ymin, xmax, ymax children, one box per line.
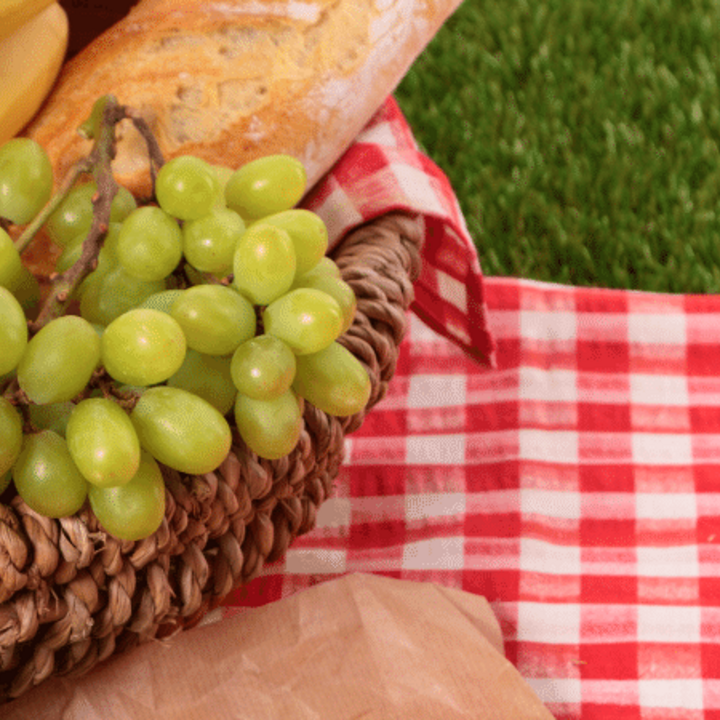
<box><xmin>1</xmin><ymin>95</ymin><xmax>165</xmax><ymax>409</ymax></box>
<box><xmin>23</xmin><ymin>95</ymin><xmax>166</xmax><ymax>330</ymax></box>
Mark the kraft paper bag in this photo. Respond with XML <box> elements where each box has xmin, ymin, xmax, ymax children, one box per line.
<box><xmin>4</xmin><ymin>573</ymin><xmax>555</xmax><ymax>719</ymax></box>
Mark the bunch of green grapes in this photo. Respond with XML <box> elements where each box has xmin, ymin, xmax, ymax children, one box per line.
<box><xmin>0</xmin><ymin>138</ymin><xmax>370</xmax><ymax>542</ymax></box>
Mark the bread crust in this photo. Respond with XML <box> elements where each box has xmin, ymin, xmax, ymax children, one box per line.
<box><xmin>25</xmin><ymin>0</ymin><xmax>462</xmax><ymax>199</ymax></box>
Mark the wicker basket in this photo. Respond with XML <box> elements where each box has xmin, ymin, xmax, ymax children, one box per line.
<box><xmin>0</xmin><ymin>210</ymin><xmax>424</xmax><ymax>704</ymax></box>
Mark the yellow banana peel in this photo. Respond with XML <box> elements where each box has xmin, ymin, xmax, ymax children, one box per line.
<box><xmin>0</xmin><ymin>2</ymin><xmax>68</xmax><ymax>144</ymax></box>
<box><xmin>0</xmin><ymin>0</ymin><xmax>55</xmax><ymax>42</ymax></box>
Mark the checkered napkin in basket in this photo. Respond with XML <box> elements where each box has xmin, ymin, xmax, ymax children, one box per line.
<box><xmin>303</xmin><ymin>95</ymin><xmax>496</xmax><ymax>368</ymax></box>
<box><xmin>212</xmin><ymin>100</ymin><xmax>720</xmax><ymax>720</ymax></box>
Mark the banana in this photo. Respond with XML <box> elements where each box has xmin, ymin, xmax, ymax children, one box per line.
<box><xmin>0</xmin><ymin>2</ymin><xmax>68</xmax><ymax>144</ymax></box>
<box><xmin>0</xmin><ymin>0</ymin><xmax>55</xmax><ymax>42</ymax></box>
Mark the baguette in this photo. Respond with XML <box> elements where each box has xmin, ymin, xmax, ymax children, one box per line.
<box><xmin>24</xmin><ymin>0</ymin><xmax>462</xmax><ymax>200</ymax></box>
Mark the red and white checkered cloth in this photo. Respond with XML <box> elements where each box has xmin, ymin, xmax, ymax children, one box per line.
<box><xmin>216</xmin><ymin>98</ymin><xmax>720</xmax><ymax>720</ymax></box>
<box><xmin>304</xmin><ymin>96</ymin><xmax>496</xmax><ymax>368</ymax></box>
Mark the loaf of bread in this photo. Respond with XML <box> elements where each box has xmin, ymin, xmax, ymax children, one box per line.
<box><xmin>25</xmin><ymin>0</ymin><xmax>463</xmax><ymax>199</ymax></box>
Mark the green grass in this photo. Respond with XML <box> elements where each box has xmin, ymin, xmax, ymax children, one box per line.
<box><xmin>394</xmin><ymin>0</ymin><xmax>720</xmax><ymax>293</ymax></box>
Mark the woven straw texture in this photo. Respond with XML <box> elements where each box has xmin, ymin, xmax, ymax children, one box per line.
<box><xmin>0</xmin><ymin>210</ymin><xmax>424</xmax><ymax>703</ymax></box>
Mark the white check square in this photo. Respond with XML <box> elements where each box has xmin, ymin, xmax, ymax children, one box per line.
<box><xmin>520</xmin><ymin>429</ymin><xmax>579</xmax><ymax>464</ymax></box>
<box><xmin>520</xmin><ymin>367</ymin><xmax>578</xmax><ymax>402</ymax></box>
<box><xmin>521</xmin><ymin>489</ymin><xmax>581</xmax><ymax>520</ymax></box>
<box><xmin>630</xmin><ymin>374</ymin><xmax>689</xmax><ymax>407</ymax></box>
<box><xmin>635</xmin><ymin>492</ymin><xmax>697</xmax><ymax>520</ymax></box>
<box><xmin>437</xmin><ymin>271</ymin><xmax>468</xmax><ymax>313</ymax></box>
<box><xmin>406</xmin><ymin>434</ymin><xmax>465</xmax><ymax>465</ymax></box>
<box><xmin>521</xmin><ymin>310</ymin><xmax>577</xmax><ymax>341</ymax></box>
<box><xmin>517</xmin><ymin>601</ymin><xmax>581</xmax><ymax>644</ymax></box>
<box><xmin>520</xmin><ymin>537</ymin><xmax>581</xmax><ymax>575</ymax></box>
<box><xmin>405</xmin><ymin>492</ymin><xmax>466</xmax><ymax>522</ymax></box>
<box><xmin>632</xmin><ymin>433</ymin><xmax>692</xmax><ymax>465</ymax></box>
<box><xmin>637</xmin><ymin>604</ymin><xmax>701</xmax><ymax>643</ymax></box>
<box><xmin>638</xmin><ymin>679</ymin><xmax>704</xmax><ymax>710</ymax></box>
<box><xmin>636</xmin><ymin>545</ymin><xmax>699</xmax><ymax>578</ymax></box>
<box><xmin>407</xmin><ymin>375</ymin><xmax>466</xmax><ymax>409</ymax></box>
<box><xmin>402</xmin><ymin>537</ymin><xmax>464</xmax><ymax>570</ymax></box>
<box><xmin>628</xmin><ymin>312</ymin><xmax>686</xmax><ymax>345</ymax></box>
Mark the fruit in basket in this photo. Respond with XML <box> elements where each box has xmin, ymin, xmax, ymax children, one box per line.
<box><xmin>230</xmin><ymin>334</ymin><xmax>296</xmax><ymax>401</ymax></box>
<box><xmin>182</xmin><ymin>208</ymin><xmax>246</xmax><ymax>275</ymax></box>
<box><xmin>0</xmin><ymin>2</ymin><xmax>67</xmax><ymax>144</ymax></box>
<box><xmin>225</xmin><ymin>155</ymin><xmax>307</xmax><ymax>221</ymax></box>
<box><xmin>0</xmin><ymin>397</ymin><xmax>23</xmax><ymax>477</ymax></box>
<box><xmin>11</xmin><ymin>429</ymin><xmax>89</xmax><ymax>518</ymax></box>
<box><xmin>101</xmin><ymin>309</ymin><xmax>187</xmax><ymax>386</ymax></box>
<box><xmin>252</xmin><ymin>209</ymin><xmax>330</xmax><ymax>277</ymax></box>
<box><xmin>17</xmin><ymin>315</ymin><xmax>101</xmax><ymax>404</ymax></box>
<box><xmin>46</xmin><ymin>182</ymin><xmax>136</xmax><ymax>246</ymax></box>
<box><xmin>293</xmin><ymin>341</ymin><xmax>372</xmax><ymax>418</ymax></box>
<box><xmin>234</xmin><ymin>389</ymin><xmax>303</xmax><ymax>460</ymax></box>
<box><xmin>232</xmin><ymin>224</ymin><xmax>297</xmax><ymax>305</ymax></box>
<box><xmin>0</xmin><ymin>98</ymin><xmax>370</xmax><ymax>542</ymax></box>
<box><xmin>66</xmin><ymin>397</ymin><xmax>141</xmax><ymax>488</ymax></box>
<box><xmin>0</xmin><ymin>286</ymin><xmax>27</xmax><ymax>376</ymax></box>
<box><xmin>116</xmin><ymin>205</ymin><xmax>183</xmax><ymax>281</ymax></box>
<box><xmin>156</xmin><ymin>155</ymin><xmax>219</xmax><ymax>221</ymax></box>
<box><xmin>263</xmin><ymin>287</ymin><xmax>344</xmax><ymax>355</ymax></box>
<box><xmin>0</xmin><ymin>138</ymin><xmax>53</xmax><ymax>223</ymax></box>
<box><xmin>169</xmin><ymin>284</ymin><xmax>256</xmax><ymax>356</ymax></box>
<box><xmin>130</xmin><ymin>386</ymin><xmax>232</xmax><ymax>475</ymax></box>
<box><xmin>88</xmin><ymin>450</ymin><xmax>165</xmax><ymax>541</ymax></box>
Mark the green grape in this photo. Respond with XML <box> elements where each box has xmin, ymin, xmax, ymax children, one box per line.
<box><xmin>292</xmin><ymin>341</ymin><xmax>371</xmax><ymax>417</ymax></box>
<box><xmin>170</xmin><ymin>284</ymin><xmax>255</xmax><ymax>356</ymax></box>
<box><xmin>28</xmin><ymin>401</ymin><xmax>75</xmax><ymax>437</ymax></box>
<box><xmin>12</xmin><ymin>430</ymin><xmax>89</xmax><ymax>518</ymax></box>
<box><xmin>56</xmin><ymin>222</ymin><xmax>123</xmax><ymax>274</ymax></box>
<box><xmin>234</xmin><ymin>389</ymin><xmax>302</xmax><ymax>460</ymax></box>
<box><xmin>230</xmin><ymin>334</ymin><xmax>296</xmax><ymax>400</ymax></box>
<box><xmin>75</xmin><ymin>231</ymin><xmax>119</xmax><ymax>299</ymax></box>
<box><xmin>80</xmin><ymin>264</ymin><xmax>165</xmax><ymax>326</ymax></box>
<box><xmin>88</xmin><ymin>450</ymin><xmax>165</xmax><ymax>541</ymax></box>
<box><xmin>131</xmin><ymin>386</ymin><xmax>232</xmax><ymax>475</ymax></box>
<box><xmin>155</xmin><ymin>155</ymin><xmax>218</xmax><ymax>221</ymax></box>
<box><xmin>0</xmin><ymin>138</ymin><xmax>53</xmax><ymax>225</ymax></box>
<box><xmin>101</xmin><ymin>308</ymin><xmax>187</xmax><ymax>386</ymax></box>
<box><xmin>0</xmin><ymin>286</ymin><xmax>28</xmax><ymax>376</ymax></box>
<box><xmin>8</xmin><ymin>264</ymin><xmax>40</xmax><ymax>318</ymax></box>
<box><xmin>292</xmin><ymin>256</ymin><xmax>342</xmax><ymax>286</ymax></box>
<box><xmin>167</xmin><ymin>349</ymin><xmax>236</xmax><ymax>415</ymax></box>
<box><xmin>251</xmin><ymin>209</ymin><xmax>328</xmax><ymax>276</ymax></box>
<box><xmin>0</xmin><ymin>226</ymin><xmax>23</xmax><ymax>290</ymax></box>
<box><xmin>116</xmin><ymin>205</ymin><xmax>183</xmax><ymax>281</ymax></box>
<box><xmin>0</xmin><ymin>471</ymin><xmax>10</xmax><ymax>495</ymax></box>
<box><xmin>232</xmin><ymin>224</ymin><xmax>296</xmax><ymax>305</ymax></box>
<box><xmin>110</xmin><ymin>186</ymin><xmax>138</xmax><ymax>223</ymax></box>
<box><xmin>18</xmin><ymin>315</ymin><xmax>101</xmax><ymax>404</ymax></box>
<box><xmin>224</xmin><ymin>154</ymin><xmax>307</xmax><ymax>220</ymax></box>
<box><xmin>263</xmin><ymin>287</ymin><xmax>343</xmax><ymax>355</ymax></box>
<box><xmin>45</xmin><ymin>182</ymin><xmax>136</xmax><ymax>247</ymax></box>
<box><xmin>66</xmin><ymin>398</ymin><xmax>141</xmax><ymax>488</ymax></box>
<box><xmin>138</xmin><ymin>289</ymin><xmax>185</xmax><ymax>314</ymax></box>
<box><xmin>0</xmin><ymin>397</ymin><xmax>23</xmax><ymax>477</ymax></box>
<box><xmin>293</xmin><ymin>272</ymin><xmax>356</xmax><ymax>334</ymax></box>
<box><xmin>182</xmin><ymin>207</ymin><xmax>245</xmax><ymax>275</ymax></box>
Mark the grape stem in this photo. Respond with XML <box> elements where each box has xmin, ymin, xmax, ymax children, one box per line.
<box><xmin>29</xmin><ymin>97</ymin><xmax>165</xmax><ymax>332</ymax></box>
<box><xmin>14</xmin><ymin>159</ymin><xmax>93</xmax><ymax>255</ymax></box>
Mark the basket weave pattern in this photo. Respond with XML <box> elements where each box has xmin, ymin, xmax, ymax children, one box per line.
<box><xmin>0</xmin><ymin>211</ymin><xmax>424</xmax><ymax>703</ymax></box>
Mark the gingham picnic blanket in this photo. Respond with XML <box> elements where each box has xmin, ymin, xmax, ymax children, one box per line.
<box><xmin>217</xmin><ymin>97</ymin><xmax>720</xmax><ymax>720</ymax></box>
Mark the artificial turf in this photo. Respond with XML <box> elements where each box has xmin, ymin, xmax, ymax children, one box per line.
<box><xmin>394</xmin><ymin>0</ymin><xmax>720</xmax><ymax>293</ymax></box>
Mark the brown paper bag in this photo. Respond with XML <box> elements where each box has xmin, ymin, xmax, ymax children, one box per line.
<box><xmin>4</xmin><ymin>573</ymin><xmax>555</xmax><ymax>719</ymax></box>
